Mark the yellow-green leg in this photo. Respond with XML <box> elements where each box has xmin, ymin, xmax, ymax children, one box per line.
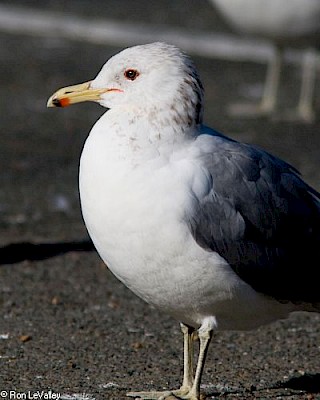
<box><xmin>127</xmin><ymin>323</ymin><xmax>213</xmax><ymax>400</ymax></box>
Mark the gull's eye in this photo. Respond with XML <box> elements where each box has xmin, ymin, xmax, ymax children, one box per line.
<box><xmin>124</xmin><ymin>69</ymin><xmax>139</xmax><ymax>81</ymax></box>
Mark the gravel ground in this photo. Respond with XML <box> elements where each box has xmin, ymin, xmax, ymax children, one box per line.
<box><xmin>0</xmin><ymin>1</ymin><xmax>319</xmax><ymax>399</ymax></box>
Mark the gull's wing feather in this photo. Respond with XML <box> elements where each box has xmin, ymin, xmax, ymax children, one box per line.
<box><xmin>188</xmin><ymin>127</ymin><xmax>320</xmax><ymax>303</ymax></box>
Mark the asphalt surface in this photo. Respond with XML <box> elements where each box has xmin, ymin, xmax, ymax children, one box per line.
<box><xmin>0</xmin><ymin>1</ymin><xmax>319</xmax><ymax>399</ymax></box>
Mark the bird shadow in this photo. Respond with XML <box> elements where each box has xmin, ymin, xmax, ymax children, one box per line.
<box><xmin>0</xmin><ymin>240</ymin><xmax>95</xmax><ymax>265</ymax></box>
<box><xmin>275</xmin><ymin>373</ymin><xmax>320</xmax><ymax>393</ymax></box>
<box><xmin>203</xmin><ymin>373</ymin><xmax>320</xmax><ymax>398</ymax></box>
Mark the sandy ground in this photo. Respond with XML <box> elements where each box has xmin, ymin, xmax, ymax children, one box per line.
<box><xmin>0</xmin><ymin>1</ymin><xmax>320</xmax><ymax>399</ymax></box>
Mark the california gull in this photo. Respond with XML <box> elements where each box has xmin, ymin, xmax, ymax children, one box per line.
<box><xmin>47</xmin><ymin>42</ymin><xmax>320</xmax><ymax>400</ymax></box>
<box><xmin>209</xmin><ymin>0</ymin><xmax>320</xmax><ymax>122</ymax></box>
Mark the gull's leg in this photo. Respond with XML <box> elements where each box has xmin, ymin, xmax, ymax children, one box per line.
<box><xmin>175</xmin><ymin>323</ymin><xmax>195</xmax><ymax>395</ymax></box>
<box><xmin>259</xmin><ymin>46</ymin><xmax>282</xmax><ymax>113</ymax></box>
<box><xmin>127</xmin><ymin>324</ymin><xmax>195</xmax><ymax>400</ymax></box>
<box><xmin>228</xmin><ymin>46</ymin><xmax>282</xmax><ymax>117</ymax></box>
<box><xmin>295</xmin><ymin>49</ymin><xmax>318</xmax><ymax>123</ymax></box>
<box><xmin>186</xmin><ymin>324</ymin><xmax>213</xmax><ymax>400</ymax></box>
<box><xmin>127</xmin><ymin>319</ymin><xmax>214</xmax><ymax>400</ymax></box>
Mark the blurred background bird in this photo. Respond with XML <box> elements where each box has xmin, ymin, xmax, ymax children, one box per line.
<box><xmin>209</xmin><ymin>0</ymin><xmax>320</xmax><ymax>122</ymax></box>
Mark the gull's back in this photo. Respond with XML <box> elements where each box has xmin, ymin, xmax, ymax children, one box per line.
<box><xmin>189</xmin><ymin>126</ymin><xmax>320</xmax><ymax>307</ymax></box>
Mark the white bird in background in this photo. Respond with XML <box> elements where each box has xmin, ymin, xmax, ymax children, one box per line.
<box><xmin>48</xmin><ymin>42</ymin><xmax>320</xmax><ymax>400</ymax></box>
<box><xmin>209</xmin><ymin>0</ymin><xmax>320</xmax><ymax>122</ymax></box>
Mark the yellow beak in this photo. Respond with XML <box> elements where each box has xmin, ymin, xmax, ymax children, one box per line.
<box><xmin>47</xmin><ymin>81</ymin><xmax>115</xmax><ymax>108</ymax></box>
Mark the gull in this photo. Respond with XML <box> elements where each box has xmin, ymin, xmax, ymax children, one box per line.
<box><xmin>47</xmin><ymin>42</ymin><xmax>320</xmax><ymax>400</ymax></box>
<box><xmin>209</xmin><ymin>0</ymin><xmax>320</xmax><ymax>122</ymax></box>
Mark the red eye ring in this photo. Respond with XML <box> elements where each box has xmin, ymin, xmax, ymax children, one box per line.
<box><xmin>124</xmin><ymin>69</ymin><xmax>139</xmax><ymax>81</ymax></box>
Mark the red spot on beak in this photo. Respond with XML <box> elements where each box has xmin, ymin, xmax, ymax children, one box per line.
<box><xmin>59</xmin><ymin>97</ymin><xmax>71</xmax><ymax>107</ymax></box>
<box><xmin>52</xmin><ymin>97</ymin><xmax>70</xmax><ymax>107</ymax></box>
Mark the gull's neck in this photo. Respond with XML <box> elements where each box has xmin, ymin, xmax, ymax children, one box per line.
<box><xmin>95</xmin><ymin>104</ymin><xmax>199</xmax><ymax>166</ymax></box>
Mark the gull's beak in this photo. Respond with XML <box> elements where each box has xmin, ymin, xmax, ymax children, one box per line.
<box><xmin>47</xmin><ymin>80</ymin><xmax>110</xmax><ymax>108</ymax></box>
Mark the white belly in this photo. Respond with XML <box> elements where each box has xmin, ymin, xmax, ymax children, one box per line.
<box><xmin>211</xmin><ymin>0</ymin><xmax>320</xmax><ymax>39</ymax></box>
<box><xmin>79</xmin><ymin>125</ymin><xmax>295</xmax><ymax>330</ymax></box>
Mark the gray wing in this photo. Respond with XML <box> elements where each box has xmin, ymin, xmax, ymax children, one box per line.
<box><xmin>188</xmin><ymin>127</ymin><xmax>320</xmax><ymax>303</ymax></box>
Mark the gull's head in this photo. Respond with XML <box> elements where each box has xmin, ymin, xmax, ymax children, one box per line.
<box><xmin>47</xmin><ymin>42</ymin><xmax>204</xmax><ymax>127</ymax></box>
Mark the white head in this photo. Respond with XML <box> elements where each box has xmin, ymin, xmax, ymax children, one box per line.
<box><xmin>48</xmin><ymin>42</ymin><xmax>204</xmax><ymax>130</ymax></box>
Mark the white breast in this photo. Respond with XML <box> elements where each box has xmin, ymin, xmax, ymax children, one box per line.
<box><xmin>79</xmin><ymin>111</ymin><xmax>295</xmax><ymax>330</ymax></box>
